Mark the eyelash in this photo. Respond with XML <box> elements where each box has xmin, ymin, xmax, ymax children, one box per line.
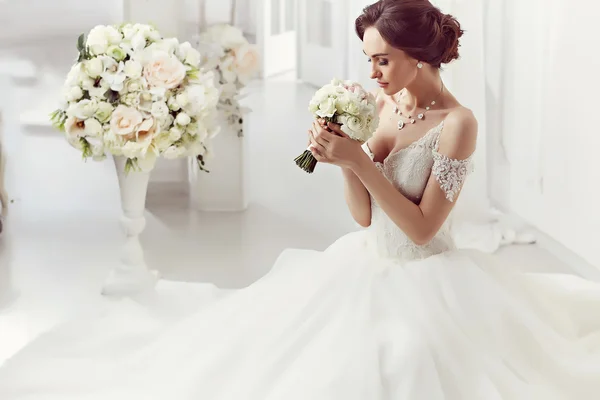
<box><xmin>367</xmin><ymin>59</ymin><xmax>388</xmax><ymax>66</ymax></box>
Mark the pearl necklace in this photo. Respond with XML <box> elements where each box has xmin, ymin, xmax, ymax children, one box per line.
<box><xmin>392</xmin><ymin>81</ymin><xmax>444</xmax><ymax>130</ymax></box>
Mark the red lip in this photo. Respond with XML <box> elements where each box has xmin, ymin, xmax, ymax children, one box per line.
<box><xmin>377</xmin><ymin>81</ymin><xmax>388</xmax><ymax>87</ymax></box>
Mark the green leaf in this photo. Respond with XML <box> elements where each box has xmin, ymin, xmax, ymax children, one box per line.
<box><xmin>124</xmin><ymin>158</ymin><xmax>140</xmax><ymax>174</ymax></box>
<box><xmin>80</xmin><ymin>138</ymin><xmax>93</xmax><ymax>160</ymax></box>
<box><xmin>77</xmin><ymin>33</ymin><xmax>85</xmax><ymax>52</ymax></box>
<box><xmin>49</xmin><ymin>109</ymin><xmax>67</xmax><ymax>132</ymax></box>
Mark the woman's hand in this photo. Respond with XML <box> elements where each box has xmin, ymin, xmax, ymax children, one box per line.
<box><xmin>307</xmin><ymin>119</ymin><xmax>366</xmax><ymax>169</ymax></box>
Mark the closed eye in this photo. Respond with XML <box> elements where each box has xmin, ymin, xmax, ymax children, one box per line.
<box><xmin>367</xmin><ymin>58</ymin><xmax>389</xmax><ymax>66</ymax></box>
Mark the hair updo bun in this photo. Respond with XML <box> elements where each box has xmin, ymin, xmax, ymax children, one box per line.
<box><xmin>355</xmin><ymin>0</ymin><xmax>464</xmax><ymax>68</ymax></box>
<box><xmin>438</xmin><ymin>14</ymin><xmax>462</xmax><ymax>65</ymax></box>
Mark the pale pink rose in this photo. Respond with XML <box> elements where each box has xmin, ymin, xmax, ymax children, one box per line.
<box><xmin>233</xmin><ymin>44</ymin><xmax>259</xmax><ymax>80</ymax></box>
<box><xmin>110</xmin><ymin>105</ymin><xmax>144</xmax><ymax>139</ymax></box>
<box><xmin>64</xmin><ymin>116</ymin><xmax>86</xmax><ymax>138</ymax></box>
<box><xmin>135</xmin><ymin>116</ymin><xmax>158</xmax><ymax>141</ymax></box>
<box><xmin>143</xmin><ymin>51</ymin><xmax>187</xmax><ymax>89</ymax></box>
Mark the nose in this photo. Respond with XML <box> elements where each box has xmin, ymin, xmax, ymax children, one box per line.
<box><xmin>370</xmin><ymin>65</ymin><xmax>381</xmax><ymax>80</ymax></box>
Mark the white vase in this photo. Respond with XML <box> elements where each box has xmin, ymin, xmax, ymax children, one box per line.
<box><xmin>189</xmin><ymin>124</ymin><xmax>247</xmax><ymax>211</ymax></box>
<box><xmin>102</xmin><ymin>156</ymin><xmax>158</xmax><ymax>296</ymax></box>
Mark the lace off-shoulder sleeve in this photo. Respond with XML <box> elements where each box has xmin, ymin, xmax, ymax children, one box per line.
<box><xmin>431</xmin><ymin>150</ymin><xmax>474</xmax><ymax>202</ymax></box>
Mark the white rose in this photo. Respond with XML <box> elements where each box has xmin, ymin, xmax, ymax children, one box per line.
<box><xmin>86</xmin><ymin>26</ymin><xmax>110</xmax><ymax>55</ymax></box>
<box><xmin>341</xmin><ymin>116</ymin><xmax>367</xmax><ymax>140</ymax></box>
<box><xmin>159</xmin><ymin>114</ymin><xmax>174</xmax><ymax>131</ymax></box>
<box><xmin>163</xmin><ymin>145</ymin><xmax>187</xmax><ymax>159</ymax></box>
<box><xmin>178</xmin><ymin>41</ymin><xmax>201</xmax><ymax>67</ymax></box>
<box><xmin>169</xmin><ymin>127</ymin><xmax>183</xmax><ymax>141</ymax></box>
<box><xmin>136</xmin><ymin>149</ymin><xmax>158</xmax><ymax>172</ymax></box>
<box><xmin>181</xmin><ymin>84</ymin><xmax>219</xmax><ymax>115</ymax></box>
<box><xmin>138</xmin><ymin>94</ymin><xmax>154</xmax><ymax>113</ymax></box>
<box><xmin>124</xmin><ymin>78</ymin><xmax>145</xmax><ymax>93</ymax></box>
<box><xmin>105</xmin><ymin>26</ymin><xmax>122</xmax><ymax>44</ymax></box>
<box><xmin>124</xmin><ymin>60</ymin><xmax>143</xmax><ymax>78</ymax></box>
<box><xmin>186</xmin><ymin>122</ymin><xmax>199</xmax><ymax>136</ymax></box>
<box><xmin>167</xmin><ymin>96</ymin><xmax>181</xmax><ymax>111</ymax></box>
<box><xmin>64</xmin><ymin>86</ymin><xmax>83</xmax><ymax>102</ymax></box>
<box><xmin>150</xmin><ymin>101</ymin><xmax>168</xmax><ymax>119</ymax></box>
<box><xmin>130</xmin><ymin>33</ymin><xmax>147</xmax><ymax>53</ymax></box>
<box><xmin>143</xmin><ymin>51</ymin><xmax>186</xmax><ymax>89</ymax></box>
<box><xmin>65</xmin><ymin>63</ymin><xmax>85</xmax><ymax>87</ymax></box>
<box><xmin>122</xmin><ymin>92</ymin><xmax>141</xmax><ymax>108</ymax></box>
<box><xmin>341</xmin><ymin>100</ymin><xmax>361</xmax><ymax>116</ymax></box>
<box><xmin>316</xmin><ymin>98</ymin><xmax>336</xmax><ymax>118</ymax></box>
<box><xmin>199</xmin><ymin>24</ymin><xmax>247</xmax><ymax>49</ymax></box>
<box><xmin>220</xmin><ymin>82</ymin><xmax>238</xmax><ymax>97</ymax></box>
<box><xmin>121</xmin><ymin>141</ymin><xmax>149</xmax><ymax>159</ymax></box>
<box><xmin>84</xmin><ymin>118</ymin><xmax>103</xmax><ymax>137</ymax></box>
<box><xmin>175</xmin><ymin>112</ymin><xmax>191</xmax><ymax>126</ymax></box>
<box><xmin>87</xmin><ymin>136</ymin><xmax>106</xmax><ymax>160</ymax></box>
<box><xmin>175</xmin><ymin>93</ymin><xmax>189</xmax><ymax>107</ymax></box>
<box><xmin>233</xmin><ymin>44</ymin><xmax>259</xmax><ymax>82</ymax></box>
<box><xmin>95</xmin><ymin>102</ymin><xmax>114</xmax><ymax>123</ymax></box>
<box><xmin>84</xmin><ymin>58</ymin><xmax>104</xmax><ymax>78</ymax></box>
<box><xmin>67</xmin><ymin>99</ymin><xmax>97</xmax><ymax>119</ymax></box>
<box><xmin>110</xmin><ymin>105</ymin><xmax>144</xmax><ymax>138</ymax></box>
<box><xmin>159</xmin><ymin>38</ymin><xmax>180</xmax><ymax>54</ymax></box>
<box><xmin>219</xmin><ymin>56</ymin><xmax>237</xmax><ymax>83</ymax></box>
<box><xmin>154</xmin><ymin>132</ymin><xmax>173</xmax><ymax>151</ymax></box>
<box><xmin>86</xmin><ymin>25</ymin><xmax>122</xmax><ymax>55</ymax></box>
<box><xmin>107</xmin><ymin>45</ymin><xmax>127</xmax><ymax>61</ymax></box>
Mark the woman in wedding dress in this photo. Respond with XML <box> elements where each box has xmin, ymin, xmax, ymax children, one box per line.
<box><xmin>1</xmin><ymin>0</ymin><xmax>599</xmax><ymax>398</ymax></box>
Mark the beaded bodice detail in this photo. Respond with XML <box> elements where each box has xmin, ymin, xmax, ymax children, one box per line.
<box><xmin>362</xmin><ymin>120</ymin><xmax>474</xmax><ymax>261</ymax></box>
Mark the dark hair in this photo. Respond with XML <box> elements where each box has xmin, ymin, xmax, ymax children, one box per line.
<box><xmin>355</xmin><ymin>0</ymin><xmax>464</xmax><ymax>68</ymax></box>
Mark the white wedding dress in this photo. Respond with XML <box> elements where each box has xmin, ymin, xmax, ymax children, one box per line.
<box><xmin>1</xmin><ymin>120</ymin><xmax>599</xmax><ymax>399</ymax></box>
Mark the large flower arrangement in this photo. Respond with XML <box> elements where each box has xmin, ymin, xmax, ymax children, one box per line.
<box><xmin>50</xmin><ymin>23</ymin><xmax>221</xmax><ymax>172</ymax></box>
<box><xmin>195</xmin><ymin>24</ymin><xmax>260</xmax><ymax>137</ymax></box>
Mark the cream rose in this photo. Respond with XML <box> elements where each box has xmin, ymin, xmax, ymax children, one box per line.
<box><xmin>135</xmin><ymin>117</ymin><xmax>158</xmax><ymax>141</ymax></box>
<box><xmin>64</xmin><ymin>116</ymin><xmax>86</xmax><ymax>138</ymax></box>
<box><xmin>109</xmin><ymin>105</ymin><xmax>144</xmax><ymax>138</ymax></box>
<box><xmin>233</xmin><ymin>44</ymin><xmax>259</xmax><ymax>81</ymax></box>
<box><xmin>143</xmin><ymin>51</ymin><xmax>186</xmax><ymax>89</ymax></box>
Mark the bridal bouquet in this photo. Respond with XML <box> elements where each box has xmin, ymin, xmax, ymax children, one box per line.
<box><xmin>295</xmin><ymin>78</ymin><xmax>379</xmax><ymax>173</ymax></box>
<box><xmin>49</xmin><ymin>23</ymin><xmax>221</xmax><ymax>172</ymax></box>
<box><xmin>195</xmin><ymin>24</ymin><xmax>260</xmax><ymax>137</ymax></box>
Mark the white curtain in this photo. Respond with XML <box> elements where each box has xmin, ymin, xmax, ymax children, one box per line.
<box><xmin>496</xmin><ymin>0</ymin><xmax>600</xmax><ymax>267</ymax></box>
<box><xmin>444</xmin><ymin>0</ymin><xmax>599</xmax><ymax>266</ymax></box>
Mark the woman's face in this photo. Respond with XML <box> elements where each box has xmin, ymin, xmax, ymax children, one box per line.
<box><xmin>363</xmin><ymin>27</ymin><xmax>418</xmax><ymax>95</ymax></box>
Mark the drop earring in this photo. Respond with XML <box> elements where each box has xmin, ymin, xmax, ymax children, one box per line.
<box><xmin>417</xmin><ymin>62</ymin><xmax>423</xmax><ymax>69</ymax></box>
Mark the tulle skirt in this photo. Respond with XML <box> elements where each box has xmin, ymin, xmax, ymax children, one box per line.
<box><xmin>0</xmin><ymin>231</ymin><xmax>599</xmax><ymax>399</ymax></box>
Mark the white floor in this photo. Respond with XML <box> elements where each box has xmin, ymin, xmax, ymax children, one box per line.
<box><xmin>0</xmin><ymin>69</ymin><xmax>596</xmax><ymax>367</ymax></box>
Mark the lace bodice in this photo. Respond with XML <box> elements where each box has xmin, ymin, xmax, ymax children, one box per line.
<box><xmin>362</xmin><ymin>120</ymin><xmax>473</xmax><ymax>261</ymax></box>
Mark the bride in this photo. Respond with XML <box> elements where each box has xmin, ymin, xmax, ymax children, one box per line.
<box><xmin>1</xmin><ymin>0</ymin><xmax>599</xmax><ymax>398</ymax></box>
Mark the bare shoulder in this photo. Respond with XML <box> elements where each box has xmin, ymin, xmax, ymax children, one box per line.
<box><xmin>438</xmin><ymin>107</ymin><xmax>478</xmax><ymax>159</ymax></box>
